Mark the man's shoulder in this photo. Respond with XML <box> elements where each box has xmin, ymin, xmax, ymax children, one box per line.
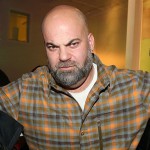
<box><xmin>21</xmin><ymin>66</ymin><xmax>50</xmax><ymax>81</ymax></box>
<box><xmin>104</xmin><ymin>65</ymin><xmax>150</xmax><ymax>87</ymax></box>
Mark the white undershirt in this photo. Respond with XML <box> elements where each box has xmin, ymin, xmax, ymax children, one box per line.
<box><xmin>69</xmin><ymin>63</ymin><xmax>97</xmax><ymax>110</ymax></box>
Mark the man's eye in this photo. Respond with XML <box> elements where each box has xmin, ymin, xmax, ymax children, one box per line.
<box><xmin>47</xmin><ymin>45</ymin><xmax>58</xmax><ymax>51</ymax></box>
<box><xmin>70</xmin><ymin>42</ymin><xmax>79</xmax><ymax>48</ymax></box>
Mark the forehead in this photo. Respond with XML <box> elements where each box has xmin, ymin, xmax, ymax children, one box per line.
<box><xmin>45</xmin><ymin>26</ymin><xmax>85</xmax><ymax>46</ymax></box>
<box><xmin>43</xmin><ymin>14</ymin><xmax>87</xmax><ymax>44</ymax></box>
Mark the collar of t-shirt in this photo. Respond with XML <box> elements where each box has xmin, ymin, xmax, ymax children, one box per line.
<box><xmin>69</xmin><ymin>63</ymin><xmax>97</xmax><ymax>111</ymax></box>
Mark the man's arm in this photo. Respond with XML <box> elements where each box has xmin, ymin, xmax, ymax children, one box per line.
<box><xmin>141</xmin><ymin>72</ymin><xmax>150</xmax><ymax>114</ymax></box>
<box><xmin>0</xmin><ymin>79</ymin><xmax>21</xmax><ymax>119</ymax></box>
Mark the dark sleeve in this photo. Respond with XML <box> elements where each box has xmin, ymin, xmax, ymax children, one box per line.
<box><xmin>0</xmin><ymin>111</ymin><xmax>23</xmax><ymax>150</ymax></box>
<box><xmin>136</xmin><ymin>119</ymin><xmax>150</xmax><ymax>150</ymax></box>
<box><xmin>0</xmin><ymin>69</ymin><xmax>10</xmax><ymax>87</ymax></box>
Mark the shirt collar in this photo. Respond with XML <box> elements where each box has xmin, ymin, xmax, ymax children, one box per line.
<box><xmin>92</xmin><ymin>54</ymin><xmax>111</xmax><ymax>89</ymax></box>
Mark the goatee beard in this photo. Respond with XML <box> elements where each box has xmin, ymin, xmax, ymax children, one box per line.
<box><xmin>49</xmin><ymin>51</ymin><xmax>93</xmax><ymax>88</ymax></box>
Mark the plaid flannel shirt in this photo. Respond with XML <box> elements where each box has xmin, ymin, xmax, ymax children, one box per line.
<box><xmin>0</xmin><ymin>54</ymin><xmax>150</xmax><ymax>150</ymax></box>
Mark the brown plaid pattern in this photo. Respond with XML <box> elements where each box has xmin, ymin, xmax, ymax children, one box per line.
<box><xmin>0</xmin><ymin>54</ymin><xmax>150</xmax><ymax>150</ymax></box>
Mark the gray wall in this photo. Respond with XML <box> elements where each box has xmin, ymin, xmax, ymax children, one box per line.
<box><xmin>0</xmin><ymin>0</ymin><xmax>50</xmax><ymax>81</ymax></box>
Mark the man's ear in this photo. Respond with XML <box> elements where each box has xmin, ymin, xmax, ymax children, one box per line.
<box><xmin>88</xmin><ymin>33</ymin><xmax>95</xmax><ymax>52</ymax></box>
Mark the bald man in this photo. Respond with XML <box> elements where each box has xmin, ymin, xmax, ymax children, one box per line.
<box><xmin>0</xmin><ymin>5</ymin><xmax>150</xmax><ymax>150</ymax></box>
<box><xmin>42</xmin><ymin>5</ymin><xmax>94</xmax><ymax>92</ymax></box>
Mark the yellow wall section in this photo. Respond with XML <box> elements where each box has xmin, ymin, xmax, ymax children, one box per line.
<box><xmin>140</xmin><ymin>39</ymin><xmax>150</xmax><ymax>72</ymax></box>
<box><xmin>140</xmin><ymin>0</ymin><xmax>150</xmax><ymax>72</ymax></box>
<box><xmin>88</xmin><ymin>1</ymin><xmax>128</xmax><ymax>69</ymax></box>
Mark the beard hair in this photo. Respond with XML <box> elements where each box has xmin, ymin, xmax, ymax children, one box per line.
<box><xmin>49</xmin><ymin>50</ymin><xmax>93</xmax><ymax>88</ymax></box>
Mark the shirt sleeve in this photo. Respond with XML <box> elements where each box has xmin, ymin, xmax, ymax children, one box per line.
<box><xmin>141</xmin><ymin>72</ymin><xmax>150</xmax><ymax>115</ymax></box>
<box><xmin>0</xmin><ymin>79</ymin><xmax>22</xmax><ymax>119</ymax></box>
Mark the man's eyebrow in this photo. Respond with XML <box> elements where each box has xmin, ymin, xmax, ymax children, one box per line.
<box><xmin>45</xmin><ymin>38</ymin><xmax>80</xmax><ymax>47</ymax></box>
<box><xmin>45</xmin><ymin>42</ymin><xmax>58</xmax><ymax>47</ymax></box>
<box><xmin>65</xmin><ymin>38</ymin><xmax>80</xmax><ymax>46</ymax></box>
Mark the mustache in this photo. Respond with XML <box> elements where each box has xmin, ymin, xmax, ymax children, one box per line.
<box><xmin>56</xmin><ymin>61</ymin><xmax>77</xmax><ymax>68</ymax></box>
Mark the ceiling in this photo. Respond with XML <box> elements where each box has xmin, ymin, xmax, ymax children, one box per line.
<box><xmin>43</xmin><ymin>0</ymin><xmax>127</xmax><ymax>16</ymax></box>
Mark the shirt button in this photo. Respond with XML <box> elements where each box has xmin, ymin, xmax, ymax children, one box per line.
<box><xmin>41</xmin><ymin>74</ymin><xmax>45</xmax><ymax>78</ymax></box>
<box><xmin>81</xmin><ymin>131</ymin><xmax>85</xmax><ymax>136</ymax></box>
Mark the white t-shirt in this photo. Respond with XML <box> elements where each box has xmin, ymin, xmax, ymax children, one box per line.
<box><xmin>69</xmin><ymin>63</ymin><xmax>97</xmax><ymax>110</ymax></box>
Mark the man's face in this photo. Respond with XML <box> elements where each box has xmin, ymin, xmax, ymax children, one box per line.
<box><xmin>49</xmin><ymin>48</ymin><xmax>93</xmax><ymax>88</ymax></box>
<box><xmin>42</xmin><ymin>12</ymin><xmax>94</xmax><ymax>88</ymax></box>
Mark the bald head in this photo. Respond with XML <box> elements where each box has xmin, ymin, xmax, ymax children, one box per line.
<box><xmin>42</xmin><ymin>5</ymin><xmax>89</xmax><ymax>37</ymax></box>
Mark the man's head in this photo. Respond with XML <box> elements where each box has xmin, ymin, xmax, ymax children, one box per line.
<box><xmin>42</xmin><ymin>5</ymin><xmax>95</xmax><ymax>90</ymax></box>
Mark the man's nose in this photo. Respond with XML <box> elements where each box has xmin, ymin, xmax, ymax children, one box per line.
<box><xmin>59</xmin><ymin>47</ymin><xmax>71</xmax><ymax>61</ymax></box>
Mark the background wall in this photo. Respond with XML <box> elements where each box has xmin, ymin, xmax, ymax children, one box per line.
<box><xmin>0</xmin><ymin>0</ymin><xmax>48</xmax><ymax>81</ymax></box>
<box><xmin>0</xmin><ymin>0</ymin><xmax>128</xmax><ymax>81</ymax></box>
<box><xmin>140</xmin><ymin>0</ymin><xmax>150</xmax><ymax>72</ymax></box>
<box><xmin>88</xmin><ymin>2</ymin><xmax>127</xmax><ymax>68</ymax></box>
